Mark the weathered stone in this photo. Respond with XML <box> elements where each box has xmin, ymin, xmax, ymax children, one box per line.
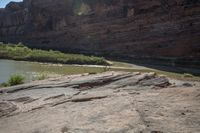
<box><xmin>0</xmin><ymin>72</ymin><xmax>200</xmax><ymax>133</ymax></box>
<box><xmin>182</xmin><ymin>82</ymin><xmax>193</xmax><ymax>87</ymax></box>
<box><xmin>0</xmin><ymin>102</ymin><xmax>17</xmax><ymax>117</ymax></box>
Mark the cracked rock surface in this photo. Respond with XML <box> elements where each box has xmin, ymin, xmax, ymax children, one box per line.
<box><xmin>0</xmin><ymin>71</ymin><xmax>200</xmax><ymax>133</ymax></box>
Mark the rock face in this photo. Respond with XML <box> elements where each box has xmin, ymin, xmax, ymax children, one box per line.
<box><xmin>0</xmin><ymin>0</ymin><xmax>200</xmax><ymax>67</ymax></box>
<box><xmin>0</xmin><ymin>71</ymin><xmax>200</xmax><ymax>133</ymax></box>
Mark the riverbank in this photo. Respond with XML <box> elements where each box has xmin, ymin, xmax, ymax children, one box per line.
<box><xmin>0</xmin><ymin>44</ymin><xmax>108</xmax><ymax>65</ymax></box>
<box><xmin>0</xmin><ymin>59</ymin><xmax>110</xmax><ymax>85</ymax></box>
<box><xmin>0</xmin><ymin>59</ymin><xmax>200</xmax><ymax>87</ymax></box>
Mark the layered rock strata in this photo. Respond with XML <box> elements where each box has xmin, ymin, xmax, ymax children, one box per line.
<box><xmin>0</xmin><ymin>0</ymin><xmax>200</xmax><ymax>67</ymax></box>
<box><xmin>0</xmin><ymin>71</ymin><xmax>200</xmax><ymax>132</ymax></box>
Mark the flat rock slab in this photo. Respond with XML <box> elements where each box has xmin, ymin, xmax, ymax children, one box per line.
<box><xmin>0</xmin><ymin>71</ymin><xmax>200</xmax><ymax>133</ymax></box>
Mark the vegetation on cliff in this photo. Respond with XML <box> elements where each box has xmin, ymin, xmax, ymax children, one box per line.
<box><xmin>0</xmin><ymin>43</ymin><xmax>108</xmax><ymax>65</ymax></box>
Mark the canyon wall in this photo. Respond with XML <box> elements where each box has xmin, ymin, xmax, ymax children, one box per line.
<box><xmin>0</xmin><ymin>0</ymin><xmax>200</xmax><ymax>67</ymax></box>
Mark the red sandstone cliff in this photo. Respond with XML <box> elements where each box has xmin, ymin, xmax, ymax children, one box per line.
<box><xmin>0</xmin><ymin>0</ymin><xmax>200</xmax><ymax>67</ymax></box>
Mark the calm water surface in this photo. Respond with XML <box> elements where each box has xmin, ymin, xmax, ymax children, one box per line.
<box><xmin>0</xmin><ymin>60</ymin><xmax>106</xmax><ymax>83</ymax></box>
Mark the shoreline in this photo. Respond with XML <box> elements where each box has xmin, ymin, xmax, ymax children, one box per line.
<box><xmin>1</xmin><ymin>59</ymin><xmax>200</xmax><ymax>83</ymax></box>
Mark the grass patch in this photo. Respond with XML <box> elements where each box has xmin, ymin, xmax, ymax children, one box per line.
<box><xmin>0</xmin><ymin>82</ymin><xmax>9</xmax><ymax>87</ymax></box>
<box><xmin>8</xmin><ymin>74</ymin><xmax>25</xmax><ymax>86</ymax></box>
<box><xmin>0</xmin><ymin>43</ymin><xmax>108</xmax><ymax>65</ymax></box>
<box><xmin>34</xmin><ymin>72</ymin><xmax>48</xmax><ymax>81</ymax></box>
<box><xmin>0</xmin><ymin>74</ymin><xmax>25</xmax><ymax>87</ymax></box>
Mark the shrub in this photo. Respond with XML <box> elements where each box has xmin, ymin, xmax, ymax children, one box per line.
<box><xmin>34</xmin><ymin>73</ymin><xmax>48</xmax><ymax>80</ymax></box>
<box><xmin>0</xmin><ymin>82</ymin><xmax>9</xmax><ymax>87</ymax></box>
<box><xmin>16</xmin><ymin>42</ymin><xmax>25</xmax><ymax>47</ymax></box>
<box><xmin>8</xmin><ymin>74</ymin><xmax>25</xmax><ymax>86</ymax></box>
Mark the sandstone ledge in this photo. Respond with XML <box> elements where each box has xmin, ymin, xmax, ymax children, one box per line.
<box><xmin>0</xmin><ymin>71</ymin><xmax>200</xmax><ymax>133</ymax></box>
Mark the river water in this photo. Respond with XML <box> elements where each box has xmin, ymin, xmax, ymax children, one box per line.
<box><xmin>0</xmin><ymin>60</ymin><xmax>106</xmax><ymax>83</ymax></box>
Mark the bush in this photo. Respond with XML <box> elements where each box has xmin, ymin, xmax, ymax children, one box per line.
<box><xmin>0</xmin><ymin>82</ymin><xmax>9</xmax><ymax>87</ymax></box>
<box><xmin>8</xmin><ymin>74</ymin><xmax>25</xmax><ymax>86</ymax></box>
<box><xmin>16</xmin><ymin>42</ymin><xmax>25</xmax><ymax>47</ymax></box>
